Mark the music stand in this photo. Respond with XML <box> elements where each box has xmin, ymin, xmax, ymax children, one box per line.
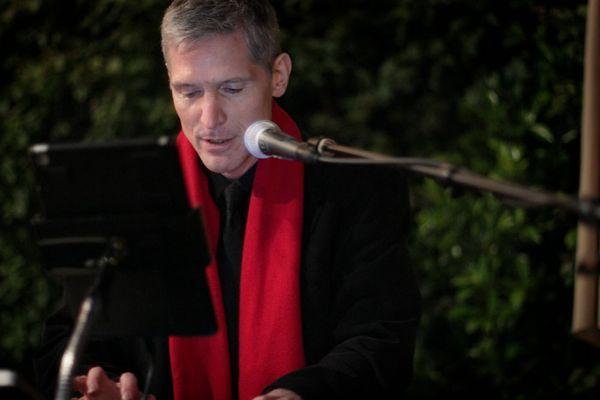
<box><xmin>29</xmin><ymin>136</ymin><xmax>215</xmax><ymax>400</ymax></box>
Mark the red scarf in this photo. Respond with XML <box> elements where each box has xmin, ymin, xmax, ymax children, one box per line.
<box><xmin>169</xmin><ymin>102</ymin><xmax>305</xmax><ymax>400</ymax></box>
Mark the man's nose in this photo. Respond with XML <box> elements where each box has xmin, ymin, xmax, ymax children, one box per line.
<box><xmin>201</xmin><ymin>94</ymin><xmax>226</xmax><ymax>130</ymax></box>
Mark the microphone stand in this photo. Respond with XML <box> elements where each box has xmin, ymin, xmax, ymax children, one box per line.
<box><xmin>54</xmin><ymin>238</ymin><xmax>124</xmax><ymax>400</ymax></box>
<box><xmin>304</xmin><ymin>135</ymin><xmax>600</xmax><ymax>348</ymax></box>
<box><xmin>307</xmin><ymin>137</ymin><xmax>600</xmax><ymax>225</ymax></box>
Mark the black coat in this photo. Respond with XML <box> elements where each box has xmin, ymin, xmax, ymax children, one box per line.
<box><xmin>34</xmin><ymin>163</ymin><xmax>421</xmax><ymax>400</ymax></box>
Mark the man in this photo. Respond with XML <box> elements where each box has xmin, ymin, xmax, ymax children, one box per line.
<box><xmin>35</xmin><ymin>1</ymin><xmax>420</xmax><ymax>399</ymax></box>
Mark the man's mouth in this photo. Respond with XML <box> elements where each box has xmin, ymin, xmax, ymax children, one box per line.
<box><xmin>204</xmin><ymin>138</ymin><xmax>233</xmax><ymax>144</ymax></box>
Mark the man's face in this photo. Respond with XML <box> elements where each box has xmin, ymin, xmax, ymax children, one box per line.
<box><xmin>166</xmin><ymin>30</ymin><xmax>287</xmax><ymax>179</ymax></box>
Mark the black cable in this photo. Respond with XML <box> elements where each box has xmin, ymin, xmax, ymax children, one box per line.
<box><xmin>317</xmin><ymin>156</ymin><xmax>442</xmax><ymax>167</ymax></box>
<box><xmin>140</xmin><ymin>339</ymin><xmax>155</xmax><ymax>400</ymax></box>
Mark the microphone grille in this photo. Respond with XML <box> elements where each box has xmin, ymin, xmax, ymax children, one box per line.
<box><xmin>244</xmin><ymin>120</ymin><xmax>278</xmax><ymax>159</ymax></box>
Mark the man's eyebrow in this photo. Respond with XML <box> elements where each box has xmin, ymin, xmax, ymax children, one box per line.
<box><xmin>171</xmin><ymin>77</ymin><xmax>252</xmax><ymax>91</ymax></box>
<box><xmin>220</xmin><ymin>77</ymin><xmax>252</xmax><ymax>84</ymax></box>
<box><xmin>170</xmin><ymin>82</ymin><xmax>200</xmax><ymax>91</ymax></box>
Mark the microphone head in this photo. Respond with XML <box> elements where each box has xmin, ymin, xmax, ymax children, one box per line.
<box><xmin>244</xmin><ymin>120</ymin><xmax>278</xmax><ymax>159</ymax></box>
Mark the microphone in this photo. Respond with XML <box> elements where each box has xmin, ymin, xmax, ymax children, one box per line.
<box><xmin>244</xmin><ymin>120</ymin><xmax>318</xmax><ymax>163</ymax></box>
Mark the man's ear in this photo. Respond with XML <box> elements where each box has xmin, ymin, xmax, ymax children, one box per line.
<box><xmin>271</xmin><ymin>53</ymin><xmax>292</xmax><ymax>98</ymax></box>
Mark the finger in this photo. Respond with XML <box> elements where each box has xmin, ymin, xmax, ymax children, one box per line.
<box><xmin>86</xmin><ymin>366</ymin><xmax>120</xmax><ymax>398</ymax></box>
<box><xmin>86</xmin><ymin>366</ymin><xmax>107</xmax><ymax>394</ymax></box>
<box><xmin>72</xmin><ymin>375</ymin><xmax>87</xmax><ymax>393</ymax></box>
<box><xmin>147</xmin><ymin>395</ymin><xmax>157</xmax><ymax>400</ymax></box>
<box><xmin>119</xmin><ymin>372</ymin><xmax>141</xmax><ymax>400</ymax></box>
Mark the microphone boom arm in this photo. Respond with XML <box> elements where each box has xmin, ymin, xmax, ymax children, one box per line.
<box><xmin>308</xmin><ymin>137</ymin><xmax>600</xmax><ymax>225</ymax></box>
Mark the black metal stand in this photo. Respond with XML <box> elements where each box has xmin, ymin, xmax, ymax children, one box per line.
<box><xmin>29</xmin><ymin>137</ymin><xmax>216</xmax><ymax>400</ymax></box>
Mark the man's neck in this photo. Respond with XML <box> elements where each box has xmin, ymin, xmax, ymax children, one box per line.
<box><xmin>221</xmin><ymin>157</ymin><xmax>258</xmax><ymax>180</ymax></box>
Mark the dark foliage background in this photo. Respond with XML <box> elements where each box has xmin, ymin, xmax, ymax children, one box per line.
<box><xmin>1</xmin><ymin>0</ymin><xmax>599</xmax><ymax>398</ymax></box>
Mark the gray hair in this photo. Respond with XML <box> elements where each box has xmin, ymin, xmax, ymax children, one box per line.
<box><xmin>161</xmin><ymin>0</ymin><xmax>281</xmax><ymax>70</ymax></box>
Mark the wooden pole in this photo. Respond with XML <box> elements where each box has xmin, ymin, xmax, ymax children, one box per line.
<box><xmin>572</xmin><ymin>0</ymin><xmax>600</xmax><ymax>347</ymax></box>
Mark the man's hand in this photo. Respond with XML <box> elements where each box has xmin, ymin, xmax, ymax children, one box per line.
<box><xmin>252</xmin><ymin>388</ymin><xmax>303</xmax><ymax>400</ymax></box>
<box><xmin>72</xmin><ymin>366</ymin><xmax>155</xmax><ymax>400</ymax></box>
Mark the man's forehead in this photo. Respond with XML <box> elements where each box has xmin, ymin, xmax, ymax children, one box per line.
<box><xmin>166</xmin><ymin>53</ymin><xmax>260</xmax><ymax>87</ymax></box>
<box><xmin>165</xmin><ymin>40</ymin><xmax>270</xmax><ymax>87</ymax></box>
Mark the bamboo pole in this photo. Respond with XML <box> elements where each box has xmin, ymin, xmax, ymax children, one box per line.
<box><xmin>572</xmin><ymin>0</ymin><xmax>600</xmax><ymax>347</ymax></box>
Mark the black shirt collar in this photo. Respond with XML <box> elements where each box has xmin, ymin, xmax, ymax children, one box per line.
<box><xmin>207</xmin><ymin>163</ymin><xmax>257</xmax><ymax>204</ymax></box>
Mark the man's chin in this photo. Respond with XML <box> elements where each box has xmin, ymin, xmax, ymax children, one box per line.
<box><xmin>201</xmin><ymin>158</ymin><xmax>237</xmax><ymax>177</ymax></box>
<box><xmin>202</xmin><ymin>162</ymin><xmax>228</xmax><ymax>175</ymax></box>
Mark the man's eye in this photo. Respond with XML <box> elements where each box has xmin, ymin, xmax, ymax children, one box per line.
<box><xmin>182</xmin><ymin>90</ymin><xmax>201</xmax><ymax>99</ymax></box>
<box><xmin>221</xmin><ymin>87</ymin><xmax>243</xmax><ymax>95</ymax></box>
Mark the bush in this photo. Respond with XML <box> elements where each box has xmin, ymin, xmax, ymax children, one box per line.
<box><xmin>1</xmin><ymin>0</ymin><xmax>598</xmax><ymax>398</ymax></box>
